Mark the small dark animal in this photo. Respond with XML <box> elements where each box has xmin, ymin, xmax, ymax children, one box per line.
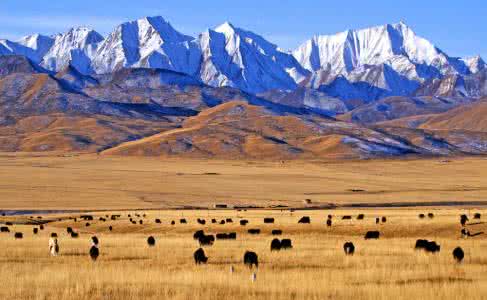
<box><xmin>419</xmin><ymin>214</ymin><xmax>425</xmax><ymax>219</ymax></box>
<box><xmin>216</xmin><ymin>233</ymin><xmax>229</xmax><ymax>240</ymax></box>
<box><xmin>33</xmin><ymin>228</ymin><xmax>38</xmax><ymax>234</ymax></box>
<box><xmin>219</xmin><ymin>220</ymin><xmax>226</xmax><ymax>225</ymax></box>
<box><xmin>5</xmin><ymin>222</ymin><xmax>13</xmax><ymax>226</ymax></box>
<box><xmin>226</xmin><ymin>218</ymin><xmax>233</xmax><ymax>223</ymax></box>
<box><xmin>147</xmin><ymin>236</ymin><xmax>156</xmax><ymax>247</ymax></box>
<box><xmin>326</xmin><ymin>219</ymin><xmax>332</xmax><ymax>227</ymax></box>
<box><xmin>280</xmin><ymin>239</ymin><xmax>293</xmax><ymax>249</ymax></box>
<box><xmin>248</xmin><ymin>229</ymin><xmax>261</xmax><ymax>235</ymax></box>
<box><xmin>271</xmin><ymin>229</ymin><xmax>282</xmax><ymax>235</ymax></box>
<box><xmin>240</xmin><ymin>219</ymin><xmax>249</xmax><ymax>226</ymax></box>
<box><xmin>375</xmin><ymin>218</ymin><xmax>380</xmax><ymax>224</ymax></box>
<box><xmin>171</xmin><ymin>220</ymin><xmax>175</xmax><ymax>225</ymax></box>
<box><xmin>243</xmin><ymin>251</ymin><xmax>259</xmax><ymax>269</ymax></box>
<box><xmin>270</xmin><ymin>238</ymin><xmax>281</xmax><ymax>251</ymax></box>
<box><xmin>66</xmin><ymin>227</ymin><xmax>73</xmax><ymax>234</ymax></box>
<box><xmin>381</xmin><ymin>217</ymin><xmax>387</xmax><ymax>223</ymax></box>
<box><xmin>342</xmin><ymin>216</ymin><xmax>352</xmax><ymax>220</ymax></box>
<box><xmin>51</xmin><ymin>233</ymin><xmax>58</xmax><ymax>238</ymax></box>
<box><xmin>264</xmin><ymin>218</ymin><xmax>275</xmax><ymax>224</ymax></box>
<box><xmin>71</xmin><ymin>232</ymin><xmax>79</xmax><ymax>238</ymax></box>
<box><xmin>198</xmin><ymin>235</ymin><xmax>215</xmax><ymax>246</ymax></box>
<box><xmin>1</xmin><ymin>226</ymin><xmax>10</xmax><ymax>232</ymax></box>
<box><xmin>86</xmin><ymin>222</ymin><xmax>90</xmax><ymax>227</ymax></box>
<box><xmin>428</xmin><ymin>213</ymin><xmax>434</xmax><ymax>219</ymax></box>
<box><xmin>228</xmin><ymin>232</ymin><xmax>237</xmax><ymax>240</ymax></box>
<box><xmin>357</xmin><ymin>214</ymin><xmax>365</xmax><ymax>220</ymax></box>
<box><xmin>155</xmin><ymin>219</ymin><xmax>162</xmax><ymax>224</ymax></box>
<box><xmin>180</xmin><ymin>219</ymin><xmax>187</xmax><ymax>224</ymax></box>
<box><xmin>211</xmin><ymin>219</ymin><xmax>217</xmax><ymax>224</ymax></box>
<box><xmin>109</xmin><ymin>226</ymin><xmax>113</xmax><ymax>231</ymax></box>
<box><xmin>460</xmin><ymin>214</ymin><xmax>469</xmax><ymax>226</ymax></box>
<box><xmin>14</xmin><ymin>232</ymin><xmax>23</xmax><ymax>239</ymax></box>
<box><xmin>343</xmin><ymin>242</ymin><xmax>355</xmax><ymax>255</ymax></box>
<box><xmin>474</xmin><ymin>213</ymin><xmax>481</xmax><ymax>219</ymax></box>
<box><xmin>364</xmin><ymin>231</ymin><xmax>380</xmax><ymax>239</ymax></box>
<box><xmin>197</xmin><ymin>219</ymin><xmax>206</xmax><ymax>225</ymax></box>
<box><xmin>415</xmin><ymin>239</ymin><xmax>440</xmax><ymax>253</ymax></box>
<box><xmin>453</xmin><ymin>247</ymin><xmax>464</xmax><ymax>262</ymax></box>
<box><xmin>298</xmin><ymin>216</ymin><xmax>311</xmax><ymax>224</ymax></box>
<box><xmin>194</xmin><ymin>248</ymin><xmax>208</xmax><ymax>264</ymax></box>
<box><xmin>193</xmin><ymin>230</ymin><xmax>205</xmax><ymax>240</ymax></box>
<box><xmin>89</xmin><ymin>246</ymin><xmax>99</xmax><ymax>261</ymax></box>
<box><xmin>139</xmin><ymin>220</ymin><xmax>143</xmax><ymax>225</ymax></box>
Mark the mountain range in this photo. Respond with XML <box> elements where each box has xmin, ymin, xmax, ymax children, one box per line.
<box><xmin>1</xmin><ymin>16</ymin><xmax>487</xmax><ymax>159</ymax></box>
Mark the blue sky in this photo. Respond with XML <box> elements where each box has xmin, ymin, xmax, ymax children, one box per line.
<box><xmin>1</xmin><ymin>0</ymin><xmax>486</xmax><ymax>58</ymax></box>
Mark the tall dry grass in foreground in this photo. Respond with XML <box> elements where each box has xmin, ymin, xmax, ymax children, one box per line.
<box><xmin>1</xmin><ymin>209</ymin><xmax>486</xmax><ymax>299</ymax></box>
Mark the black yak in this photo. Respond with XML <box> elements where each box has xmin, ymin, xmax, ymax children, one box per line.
<box><xmin>244</xmin><ymin>251</ymin><xmax>258</xmax><ymax>269</ymax></box>
<box><xmin>298</xmin><ymin>216</ymin><xmax>311</xmax><ymax>224</ymax></box>
<box><xmin>271</xmin><ymin>229</ymin><xmax>282</xmax><ymax>235</ymax></box>
<box><xmin>381</xmin><ymin>217</ymin><xmax>387</xmax><ymax>223</ymax></box>
<box><xmin>194</xmin><ymin>248</ymin><xmax>208</xmax><ymax>264</ymax></box>
<box><xmin>326</xmin><ymin>219</ymin><xmax>332</xmax><ymax>227</ymax></box>
<box><xmin>364</xmin><ymin>231</ymin><xmax>380</xmax><ymax>239</ymax></box>
<box><xmin>147</xmin><ymin>236</ymin><xmax>156</xmax><ymax>247</ymax></box>
<box><xmin>343</xmin><ymin>242</ymin><xmax>355</xmax><ymax>255</ymax></box>
<box><xmin>66</xmin><ymin>227</ymin><xmax>73</xmax><ymax>234</ymax></box>
<box><xmin>199</xmin><ymin>235</ymin><xmax>215</xmax><ymax>246</ymax></box>
<box><xmin>474</xmin><ymin>213</ymin><xmax>481</xmax><ymax>219</ymax></box>
<box><xmin>193</xmin><ymin>230</ymin><xmax>205</xmax><ymax>240</ymax></box>
<box><xmin>460</xmin><ymin>214</ymin><xmax>469</xmax><ymax>226</ymax></box>
<box><xmin>197</xmin><ymin>219</ymin><xmax>206</xmax><ymax>225</ymax></box>
<box><xmin>1</xmin><ymin>226</ymin><xmax>10</xmax><ymax>232</ymax></box>
<box><xmin>71</xmin><ymin>232</ymin><xmax>79</xmax><ymax>238</ymax></box>
<box><xmin>180</xmin><ymin>219</ymin><xmax>187</xmax><ymax>224</ymax></box>
<box><xmin>14</xmin><ymin>232</ymin><xmax>23</xmax><ymax>239</ymax></box>
<box><xmin>264</xmin><ymin>218</ymin><xmax>275</xmax><ymax>224</ymax></box>
<box><xmin>240</xmin><ymin>219</ymin><xmax>249</xmax><ymax>226</ymax></box>
<box><xmin>280</xmin><ymin>239</ymin><xmax>293</xmax><ymax>249</ymax></box>
<box><xmin>270</xmin><ymin>238</ymin><xmax>281</xmax><ymax>251</ymax></box>
<box><xmin>357</xmin><ymin>214</ymin><xmax>365</xmax><ymax>220</ymax></box>
<box><xmin>33</xmin><ymin>228</ymin><xmax>38</xmax><ymax>234</ymax></box>
<box><xmin>342</xmin><ymin>216</ymin><xmax>352</xmax><ymax>220</ymax></box>
<box><xmin>248</xmin><ymin>229</ymin><xmax>261</xmax><ymax>235</ymax></box>
<box><xmin>155</xmin><ymin>219</ymin><xmax>162</xmax><ymax>224</ymax></box>
<box><xmin>419</xmin><ymin>214</ymin><xmax>425</xmax><ymax>219</ymax></box>
<box><xmin>226</xmin><ymin>218</ymin><xmax>233</xmax><ymax>223</ymax></box>
<box><xmin>89</xmin><ymin>246</ymin><xmax>99</xmax><ymax>261</ymax></box>
<box><xmin>228</xmin><ymin>232</ymin><xmax>237</xmax><ymax>240</ymax></box>
<box><xmin>428</xmin><ymin>213</ymin><xmax>434</xmax><ymax>219</ymax></box>
<box><xmin>453</xmin><ymin>247</ymin><xmax>464</xmax><ymax>262</ymax></box>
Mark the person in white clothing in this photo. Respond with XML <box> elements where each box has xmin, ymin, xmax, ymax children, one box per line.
<box><xmin>49</xmin><ymin>238</ymin><xmax>59</xmax><ymax>256</ymax></box>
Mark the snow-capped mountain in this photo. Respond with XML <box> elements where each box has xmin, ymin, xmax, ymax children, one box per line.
<box><xmin>292</xmin><ymin>22</ymin><xmax>485</xmax><ymax>100</ymax></box>
<box><xmin>17</xmin><ymin>34</ymin><xmax>55</xmax><ymax>62</ymax></box>
<box><xmin>91</xmin><ymin>16</ymin><xmax>201</xmax><ymax>75</ymax></box>
<box><xmin>198</xmin><ymin>22</ymin><xmax>309</xmax><ymax>93</ymax></box>
<box><xmin>0</xmin><ymin>18</ymin><xmax>486</xmax><ymax>101</ymax></box>
<box><xmin>41</xmin><ymin>27</ymin><xmax>103</xmax><ymax>74</ymax></box>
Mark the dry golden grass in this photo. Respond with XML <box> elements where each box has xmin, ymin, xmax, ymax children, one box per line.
<box><xmin>1</xmin><ymin>209</ymin><xmax>487</xmax><ymax>299</ymax></box>
<box><xmin>0</xmin><ymin>154</ymin><xmax>487</xmax><ymax>209</ymax></box>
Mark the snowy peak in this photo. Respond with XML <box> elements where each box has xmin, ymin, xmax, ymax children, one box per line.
<box><xmin>17</xmin><ymin>34</ymin><xmax>54</xmax><ymax>61</ymax></box>
<box><xmin>41</xmin><ymin>27</ymin><xmax>103</xmax><ymax>73</ymax></box>
<box><xmin>92</xmin><ymin>16</ymin><xmax>200</xmax><ymax>75</ymax></box>
<box><xmin>461</xmin><ymin>55</ymin><xmax>486</xmax><ymax>74</ymax></box>
<box><xmin>199</xmin><ymin>22</ymin><xmax>309</xmax><ymax>93</ymax></box>
<box><xmin>294</xmin><ymin>21</ymin><xmax>445</xmax><ymax>75</ymax></box>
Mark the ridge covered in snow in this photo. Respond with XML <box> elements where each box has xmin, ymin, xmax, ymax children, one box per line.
<box><xmin>0</xmin><ymin>17</ymin><xmax>485</xmax><ymax>98</ymax></box>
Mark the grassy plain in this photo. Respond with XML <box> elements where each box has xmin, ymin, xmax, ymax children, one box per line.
<box><xmin>0</xmin><ymin>154</ymin><xmax>487</xmax><ymax>210</ymax></box>
<box><xmin>1</xmin><ymin>209</ymin><xmax>486</xmax><ymax>299</ymax></box>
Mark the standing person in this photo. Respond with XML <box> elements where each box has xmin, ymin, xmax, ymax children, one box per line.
<box><xmin>49</xmin><ymin>237</ymin><xmax>59</xmax><ymax>256</ymax></box>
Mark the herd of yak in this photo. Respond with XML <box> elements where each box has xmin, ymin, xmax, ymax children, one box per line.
<box><xmin>0</xmin><ymin>211</ymin><xmax>482</xmax><ymax>268</ymax></box>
